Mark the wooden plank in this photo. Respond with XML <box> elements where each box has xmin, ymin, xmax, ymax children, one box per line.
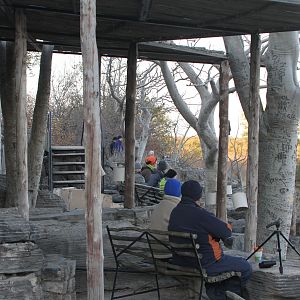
<box><xmin>15</xmin><ymin>9</ymin><xmax>29</xmax><ymax>220</ymax></box>
<box><xmin>53</xmin><ymin>180</ymin><xmax>85</xmax><ymax>184</ymax></box>
<box><xmin>124</xmin><ymin>42</ymin><xmax>137</xmax><ymax>209</ymax></box>
<box><xmin>52</xmin><ymin>152</ymin><xmax>85</xmax><ymax>157</ymax></box>
<box><xmin>52</xmin><ymin>145</ymin><xmax>85</xmax><ymax>151</ymax></box>
<box><xmin>53</xmin><ymin>162</ymin><xmax>85</xmax><ymax>166</ymax></box>
<box><xmin>244</xmin><ymin>33</ymin><xmax>260</xmax><ymax>252</ymax></box>
<box><xmin>53</xmin><ymin>170</ymin><xmax>85</xmax><ymax>175</ymax></box>
<box><xmin>139</xmin><ymin>0</ymin><xmax>152</xmax><ymax>21</ymax></box>
<box><xmin>216</xmin><ymin>60</ymin><xmax>230</xmax><ymax>222</ymax></box>
<box><xmin>80</xmin><ymin>0</ymin><xmax>104</xmax><ymax>299</ymax></box>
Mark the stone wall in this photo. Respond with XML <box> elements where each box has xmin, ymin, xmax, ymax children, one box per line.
<box><xmin>0</xmin><ymin>209</ymin><xmax>76</xmax><ymax>300</ymax></box>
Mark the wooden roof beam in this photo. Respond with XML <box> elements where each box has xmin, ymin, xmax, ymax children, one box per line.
<box><xmin>138</xmin><ymin>0</ymin><xmax>152</xmax><ymax>21</ymax></box>
<box><xmin>10</xmin><ymin>5</ymin><xmax>249</xmax><ymax>36</ymax></box>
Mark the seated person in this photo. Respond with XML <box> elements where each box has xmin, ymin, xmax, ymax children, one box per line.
<box><xmin>141</xmin><ymin>155</ymin><xmax>157</xmax><ymax>183</ymax></box>
<box><xmin>159</xmin><ymin>169</ymin><xmax>177</xmax><ymax>192</ymax></box>
<box><xmin>147</xmin><ymin>160</ymin><xmax>168</xmax><ymax>187</ymax></box>
<box><xmin>134</xmin><ymin>162</ymin><xmax>145</xmax><ymax>184</ymax></box>
<box><xmin>149</xmin><ymin>178</ymin><xmax>181</xmax><ymax>232</ymax></box>
<box><xmin>168</xmin><ymin>180</ymin><xmax>252</xmax><ymax>299</ymax></box>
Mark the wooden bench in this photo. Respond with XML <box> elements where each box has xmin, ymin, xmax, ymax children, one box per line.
<box><xmin>118</xmin><ymin>183</ymin><xmax>163</xmax><ymax>206</ymax></box>
<box><xmin>106</xmin><ymin>226</ymin><xmax>242</xmax><ymax>299</ymax></box>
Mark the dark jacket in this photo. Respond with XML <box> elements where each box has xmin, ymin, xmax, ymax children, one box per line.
<box><xmin>147</xmin><ymin>170</ymin><xmax>164</xmax><ymax>187</ymax></box>
<box><xmin>141</xmin><ymin>164</ymin><xmax>156</xmax><ymax>183</ymax></box>
<box><xmin>168</xmin><ymin>196</ymin><xmax>232</xmax><ymax>269</ymax></box>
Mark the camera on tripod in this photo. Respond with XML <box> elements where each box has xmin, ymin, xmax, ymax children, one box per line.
<box><xmin>266</xmin><ymin>218</ymin><xmax>282</xmax><ymax>229</ymax></box>
<box><xmin>246</xmin><ymin>217</ymin><xmax>300</xmax><ymax>274</ymax></box>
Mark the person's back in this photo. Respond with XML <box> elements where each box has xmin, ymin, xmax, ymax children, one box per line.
<box><xmin>147</xmin><ymin>160</ymin><xmax>168</xmax><ymax>187</ymax></box>
<box><xmin>114</xmin><ymin>136</ymin><xmax>124</xmax><ymax>153</ymax></box>
<box><xmin>159</xmin><ymin>169</ymin><xmax>177</xmax><ymax>192</ymax></box>
<box><xmin>134</xmin><ymin>162</ymin><xmax>145</xmax><ymax>184</ymax></box>
<box><xmin>169</xmin><ymin>194</ymin><xmax>230</xmax><ymax>267</ymax></box>
<box><xmin>110</xmin><ymin>137</ymin><xmax>117</xmax><ymax>156</ymax></box>
<box><xmin>149</xmin><ymin>178</ymin><xmax>181</xmax><ymax>232</ymax></box>
<box><xmin>168</xmin><ymin>180</ymin><xmax>252</xmax><ymax>298</ymax></box>
<box><xmin>141</xmin><ymin>155</ymin><xmax>157</xmax><ymax>183</ymax></box>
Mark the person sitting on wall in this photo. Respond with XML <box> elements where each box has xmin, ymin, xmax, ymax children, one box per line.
<box><xmin>159</xmin><ymin>169</ymin><xmax>177</xmax><ymax>192</ymax></box>
<box><xmin>147</xmin><ymin>160</ymin><xmax>168</xmax><ymax>187</ymax></box>
<box><xmin>134</xmin><ymin>162</ymin><xmax>145</xmax><ymax>184</ymax></box>
<box><xmin>141</xmin><ymin>155</ymin><xmax>157</xmax><ymax>183</ymax></box>
<box><xmin>168</xmin><ymin>180</ymin><xmax>252</xmax><ymax>299</ymax></box>
<box><xmin>145</xmin><ymin>150</ymin><xmax>157</xmax><ymax>162</ymax></box>
<box><xmin>149</xmin><ymin>178</ymin><xmax>181</xmax><ymax>232</ymax></box>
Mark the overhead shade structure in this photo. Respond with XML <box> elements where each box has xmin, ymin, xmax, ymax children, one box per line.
<box><xmin>0</xmin><ymin>0</ymin><xmax>299</xmax><ymax>56</ymax></box>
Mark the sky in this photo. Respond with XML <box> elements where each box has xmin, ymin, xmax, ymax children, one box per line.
<box><xmin>27</xmin><ymin>37</ymin><xmax>253</xmax><ymax>139</ymax></box>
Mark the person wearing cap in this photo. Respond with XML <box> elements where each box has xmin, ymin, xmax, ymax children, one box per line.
<box><xmin>147</xmin><ymin>160</ymin><xmax>168</xmax><ymax>187</ymax></box>
<box><xmin>168</xmin><ymin>180</ymin><xmax>252</xmax><ymax>299</ymax></box>
<box><xmin>159</xmin><ymin>169</ymin><xmax>177</xmax><ymax>192</ymax></box>
<box><xmin>134</xmin><ymin>162</ymin><xmax>145</xmax><ymax>184</ymax></box>
<box><xmin>149</xmin><ymin>178</ymin><xmax>181</xmax><ymax>232</ymax></box>
<box><xmin>141</xmin><ymin>155</ymin><xmax>157</xmax><ymax>183</ymax></box>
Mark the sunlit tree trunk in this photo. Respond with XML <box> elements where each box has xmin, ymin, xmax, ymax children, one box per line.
<box><xmin>160</xmin><ymin>61</ymin><xmax>219</xmax><ymax>207</ymax></box>
<box><xmin>224</xmin><ymin>32</ymin><xmax>300</xmax><ymax>257</ymax></box>
<box><xmin>257</xmin><ymin>32</ymin><xmax>300</xmax><ymax>257</ymax></box>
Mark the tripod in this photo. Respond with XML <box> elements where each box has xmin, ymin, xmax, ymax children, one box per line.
<box><xmin>246</xmin><ymin>219</ymin><xmax>300</xmax><ymax>274</ymax></box>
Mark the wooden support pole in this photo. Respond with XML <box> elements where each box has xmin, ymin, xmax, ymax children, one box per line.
<box><xmin>28</xmin><ymin>45</ymin><xmax>54</xmax><ymax>208</ymax></box>
<box><xmin>216</xmin><ymin>60</ymin><xmax>230</xmax><ymax>222</ymax></box>
<box><xmin>15</xmin><ymin>9</ymin><xmax>29</xmax><ymax>220</ymax></box>
<box><xmin>124</xmin><ymin>42</ymin><xmax>137</xmax><ymax>209</ymax></box>
<box><xmin>244</xmin><ymin>33</ymin><xmax>261</xmax><ymax>252</ymax></box>
<box><xmin>80</xmin><ymin>0</ymin><xmax>104</xmax><ymax>299</ymax></box>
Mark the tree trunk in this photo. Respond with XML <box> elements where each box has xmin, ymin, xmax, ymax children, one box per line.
<box><xmin>80</xmin><ymin>0</ymin><xmax>104</xmax><ymax>298</ymax></box>
<box><xmin>124</xmin><ymin>43</ymin><xmax>137</xmax><ymax>208</ymax></box>
<box><xmin>0</xmin><ymin>42</ymin><xmax>17</xmax><ymax>208</ymax></box>
<box><xmin>216</xmin><ymin>60</ymin><xmax>230</xmax><ymax>222</ymax></box>
<box><xmin>244</xmin><ymin>34</ymin><xmax>260</xmax><ymax>252</ymax></box>
<box><xmin>257</xmin><ymin>32</ymin><xmax>300</xmax><ymax>258</ymax></box>
<box><xmin>15</xmin><ymin>9</ymin><xmax>29</xmax><ymax>220</ymax></box>
<box><xmin>136</xmin><ymin>108</ymin><xmax>151</xmax><ymax>164</ymax></box>
<box><xmin>28</xmin><ymin>45</ymin><xmax>54</xmax><ymax>208</ymax></box>
<box><xmin>160</xmin><ymin>60</ymin><xmax>219</xmax><ymax>209</ymax></box>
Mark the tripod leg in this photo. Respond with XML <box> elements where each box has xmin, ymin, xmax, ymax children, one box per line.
<box><xmin>276</xmin><ymin>231</ymin><xmax>283</xmax><ymax>274</ymax></box>
<box><xmin>280</xmin><ymin>232</ymin><xmax>300</xmax><ymax>257</ymax></box>
<box><xmin>246</xmin><ymin>232</ymin><xmax>276</xmax><ymax>261</ymax></box>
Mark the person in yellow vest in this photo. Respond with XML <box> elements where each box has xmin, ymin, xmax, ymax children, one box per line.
<box><xmin>159</xmin><ymin>169</ymin><xmax>177</xmax><ymax>192</ymax></box>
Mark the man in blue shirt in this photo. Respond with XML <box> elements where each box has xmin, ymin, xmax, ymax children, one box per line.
<box><xmin>168</xmin><ymin>180</ymin><xmax>252</xmax><ymax>299</ymax></box>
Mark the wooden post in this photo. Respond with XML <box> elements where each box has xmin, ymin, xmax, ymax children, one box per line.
<box><xmin>216</xmin><ymin>60</ymin><xmax>230</xmax><ymax>222</ymax></box>
<box><xmin>80</xmin><ymin>0</ymin><xmax>104</xmax><ymax>299</ymax></box>
<box><xmin>15</xmin><ymin>9</ymin><xmax>29</xmax><ymax>220</ymax></box>
<box><xmin>244</xmin><ymin>33</ymin><xmax>261</xmax><ymax>252</ymax></box>
<box><xmin>28</xmin><ymin>45</ymin><xmax>54</xmax><ymax>208</ymax></box>
<box><xmin>124</xmin><ymin>43</ymin><xmax>137</xmax><ymax>209</ymax></box>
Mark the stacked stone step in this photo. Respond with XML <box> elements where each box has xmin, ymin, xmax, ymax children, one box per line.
<box><xmin>0</xmin><ymin>209</ymin><xmax>45</xmax><ymax>299</ymax></box>
<box><xmin>0</xmin><ymin>208</ymin><xmax>76</xmax><ymax>299</ymax></box>
<box><xmin>42</xmin><ymin>254</ymin><xmax>76</xmax><ymax>300</ymax></box>
<box><xmin>247</xmin><ymin>259</ymin><xmax>300</xmax><ymax>300</ymax></box>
